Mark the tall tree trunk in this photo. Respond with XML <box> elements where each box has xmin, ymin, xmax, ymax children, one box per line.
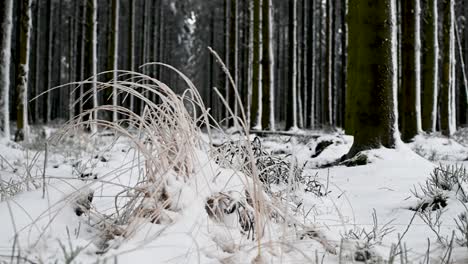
<box><xmin>247</xmin><ymin>0</ymin><xmax>254</xmax><ymax>127</ymax></box>
<box><xmin>324</xmin><ymin>0</ymin><xmax>333</xmax><ymax>126</ymax></box>
<box><xmin>84</xmin><ymin>0</ymin><xmax>98</xmax><ymax>132</ymax></box>
<box><xmin>45</xmin><ymin>0</ymin><xmax>53</xmax><ymax>123</ymax></box>
<box><xmin>250</xmin><ymin>0</ymin><xmax>261</xmax><ymax>129</ymax></box>
<box><xmin>286</xmin><ymin>0</ymin><xmax>297</xmax><ymax>130</ymax></box>
<box><xmin>346</xmin><ymin>0</ymin><xmax>398</xmax><ymax>158</ymax></box>
<box><xmin>228</xmin><ymin>0</ymin><xmax>238</xmax><ymax>127</ymax></box>
<box><xmin>400</xmin><ymin>0</ymin><xmax>422</xmax><ymax>142</ymax></box>
<box><xmin>261</xmin><ymin>0</ymin><xmax>274</xmax><ymax>130</ymax></box>
<box><xmin>440</xmin><ymin>0</ymin><xmax>456</xmax><ymax>136</ymax></box>
<box><xmin>15</xmin><ymin>0</ymin><xmax>32</xmax><ymax>142</ymax></box>
<box><xmin>307</xmin><ymin>0</ymin><xmax>316</xmax><ymax>128</ymax></box>
<box><xmin>0</xmin><ymin>0</ymin><xmax>13</xmax><ymax>138</ymax></box>
<box><xmin>421</xmin><ymin>0</ymin><xmax>439</xmax><ymax>133</ymax></box>
<box><xmin>128</xmin><ymin>0</ymin><xmax>135</xmax><ymax>112</ymax></box>
<box><xmin>110</xmin><ymin>0</ymin><xmax>119</xmax><ymax>122</ymax></box>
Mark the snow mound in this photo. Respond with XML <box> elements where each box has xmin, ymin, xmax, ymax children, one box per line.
<box><xmin>409</xmin><ymin>134</ymin><xmax>468</xmax><ymax>161</ymax></box>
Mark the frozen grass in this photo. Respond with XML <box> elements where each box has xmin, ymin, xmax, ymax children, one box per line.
<box><xmin>2</xmin><ymin>60</ymin><xmax>468</xmax><ymax>262</ymax></box>
<box><xmin>0</xmin><ymin>63</ymin><xmax>340</xmax><ymax>263</ymax></box>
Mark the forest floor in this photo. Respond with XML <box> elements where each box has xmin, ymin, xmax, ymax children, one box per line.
<box><xmin>1</xmin><ymin>125</ymin><xmax>468</xmax><ymax>263</ymax></box>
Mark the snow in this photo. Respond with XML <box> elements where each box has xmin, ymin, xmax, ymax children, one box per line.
<box><xmin>1</xmin><ymin>127</ymin><xmax>468</xmax><ymax>263</ymax></box>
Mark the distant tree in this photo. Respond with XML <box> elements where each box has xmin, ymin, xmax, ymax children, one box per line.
<box><xmin>440</xmin><ymin>0</ymin><xmax>456</xmax><ymax>136</ymax></box>
<box><xmin>84</xmin><ymin>0</ymin><xmax>98</xmax><ymax>132</ymax></box>
<box><xmin>324</xmin><ymin>0</ymin><xmax>333</xmax><ymax>126</ymax></box>
<box><xmin>0</xmin><ymin>0</ymin><xmax>13</xmax><ymax>138</ymax></box>
<box><xmin>421</xmin><ymin>0</ymin><xmax>439</xmax><ymax>133</ymax></box>
<box><xmin>15</xmin><ymin>0</ymin><xmax>32</xmax><ymax>141</ymax></box>
<box><xmin>286</xmin><ymin>0</ymin><xmax>298</xmax><ymax>130</ymax></box>
<box><xmin>261</xmin><ymin>0</ymin><xmax>274</xmax><ymax>130</ymax></box>
<box><xmin>110</xmin><ymin>0</ymin><xmax>119</xmax><ymax>122</ymax></box>
<box><xmin>45</xmin><ymin>0</ymin><xmax>52</xmax><ymax>122</ymax></box>
<box><xmin>307</xmin><ymin>0</ymin><xmax>317</xmax><ymax>128</ymax></box>
<box><xmin>400</xmin><ymin>0</ymin><xmax>422</xmax><ymax>141</ymax></box>
<box><xmin>228</xmin><ymin>0</ymin><xmax>238</xmax><ymax>127</ymax></box>
<box><xmin>250</xmin><ymin>0</ymin><xmax>261</xmax><ymax>129</ymax></box>
<box><xmin>346</xmin><ymin>0</ymin><xmax>399</xmax><ymax>158</ymax></box>
<box><xmin>128</xmin><ymin>0</ymin><xmax>135</xmax><ymax>112</ymax></box>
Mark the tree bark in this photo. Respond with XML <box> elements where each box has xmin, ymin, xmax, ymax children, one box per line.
<box><xmin>261</xmin><ymin>0</ymin><xmax>274</xmax><ymax>130</ymax></box>
<box><xmin>324</xmin><ymin>0</ymin><xmax>333</xmax><ymax>126</ymax></box>
<box><xmin>286</xmin><ymin>0</ymin><xmax>297</xmax><ymax>130</ymax></box>
<box><xmin>0</xmin><ymin>0</ymin><xmax>13</xmax><ymax>138</ymax></box>
<box><xmin>250</xmin><ymin>0</ymin><xmax>261</xmax><ymax>129</ymax></box>
<box><xmin>228</xmin><ymin>0</ymin><xmax>238</xmax><ymax>127</ymax></box>
<box><xmin>440</xmin><ymin>0</ymin><xmax>456</xmax><ymax>136</ymax></box>
<box><xmin>400</xmin><ymin>0</ymin><xmax>422</xmax><ymax>142</ymax></box>
<box><xmin>110</xmin><ymin>0</ymin><xmax>119</xmax><ymax>122</ymax></box>
<box><xmin>346</xmin><ymin>0</ymin><xmax>399</xmax><ymax>158</ymax></box>
<box><xmin>15</xmin><ymin>0</ymin><xmax>32</xmax><ymax>141</ymax></box>
<box><xmin>421</xmin><ymin>0</ymin><xmax>438</xmax><ymax>133</ymax></box>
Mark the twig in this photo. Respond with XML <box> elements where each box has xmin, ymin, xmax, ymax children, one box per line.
<box><xmin>42</xmin><ymin>142</ymin><xmax>48</xmax><ymax>199</ymax></box>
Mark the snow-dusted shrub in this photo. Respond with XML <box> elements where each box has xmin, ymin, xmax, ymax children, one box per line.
<box><xmin>341</xmin><ymin>210</ymin><xmax>394</xmax><ymax>262</ymax></box>
<box><xmin>212</xmin><ymin>136</ymin><xmax>304</xmax><ymax>191</ymax></box>
<box><xmin>412</xmin><ymin>164</ymin><xmax>468</xmax><ymax>211</ymax></box>
<box><xmin>303</xmin><ymin>173</ymin><xmax>329</xmax><ymax>196</ymax></box>
<box><xmin>455</xmin><ymin>211</ymin><xmax>468</xmax><ymax>247</ymax></box>
<box><xmin>205</xmin><ymin>191</ymin><xmax>256</xmax><ymax>239</ymax></box>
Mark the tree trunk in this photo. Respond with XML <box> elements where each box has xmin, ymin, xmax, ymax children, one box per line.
<box><xmin>261</xmin><ymin>0</ymin><xmax>274</xmax><ymax>130</ymax></box>
<box><xmin>250</xmin><ymin>0</ymin><xmax>261</xmax><ymax>129</ymax></box>
<box><xmin>246</xmin><ymin>0</ymin><xmax>253</xmax><ymax>127</ymax></box>
<box><xmin>440</xmin><ymin>0</ymin><xmax>456</xmax><ymax>136</ymax></box>
<box><xmin>15</xmin><ymin>0</ymin><xmax>32</xmax><ymax>142</ymax></box>
<box><xmin>400</xmin><ymin>0</ymin><xmax>422</xmax><ymax>142</ymax></box>
<box><xmin>0</xmin><ymin>0</ymin><xmax>13</xmax><ymax>138</ymax></box>
<box><xmin>228</xmin><ymin>0</ymin><xmax>238</xmax><ymax>127</ymax></box>
<box><xmin>286</xmin><ymin>0</ymin><xmax>297</xmax><ymax>130</ymax></box>
<box><xmin>324</xmin><ymin>0</ymin><xmax>333</xmax><ymax>126</ymax></box>
<box><xmin>45</xmin><ymin>0</ymin><xmax>53</xmax><ymax>123</ymax></box>
<box><xmin>110</xmin><ymin>0</ymin><xmax>119</xmax><ymax>122</ymax></box>
<box><xmin>128</xmin><ymin>0</ymin><xmax>135</xmax><ymax>112</ymax></box>
<box><xmin>84</xmin><ymin>0</ymin><xmax>98</xmax><ymax>132</ymax></box>
<box><xmin>421</xmin><ymin>0</ymin><xmax>438</xmax><ymax>133</ymax></box>
<box><xmin>346</xmin><ymin>0</ymin><xmax>399</xmax><ymax>158</ymax></box>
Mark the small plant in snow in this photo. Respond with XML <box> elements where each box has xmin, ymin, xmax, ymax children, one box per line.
<box><xmin>342</xmin><ymin>210</ymin><xmax>394</xmax><ymax>262</ymax></box>
<box><xmin>455</xmin><ymin>211</ymin><xmax>468</xmax><ymax>247</ymax></box>
<box><xmin>418</xmin><ymin>209</ymin><xmax>450</xmax><ymax>245</ymax></box>
<box><xmin>412</xmin><ymin>164</ymin><xmax>468</xmax><ymax>211</ymax></box>
<box><xmin>205</xmin><ymin>191</ymin><xmax>256</xmax><ymax>240</ymax></box>
<box><xmin>303</xmin><ymin>172</ymin><xmax>329</xmax><ymax>197</ymax></box>
<box><xmin>212</xmin><ymin>136</ymin><xmax>304</xmax><ymax>191</ymax></box>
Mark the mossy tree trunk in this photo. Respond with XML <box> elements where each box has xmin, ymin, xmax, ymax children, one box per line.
<box><xmin>400</xmin><ymin>0</ymin><xmax>422</xmax><ymax>142</ymax></box>
<box><xmin>421</xmin><ymin>0</ymin><xmax>438</xmax><ymax>133</ymax></box>
<box><xmin>346</xmin><ymin>0</ymin><xmax>399</xmax><ymax>158</ymax></box>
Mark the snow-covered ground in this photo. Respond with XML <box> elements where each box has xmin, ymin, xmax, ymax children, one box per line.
<box><xmin>1</xmin><ymin>127</ymin><xmax>468</xmax><ymax>263</ymax></box>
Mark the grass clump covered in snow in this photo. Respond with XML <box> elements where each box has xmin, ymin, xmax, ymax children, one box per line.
<box><xmin>412</xmin><ymin>164</ymin><xmax>468</xmax><ymax>211</ymax></box>
<box><xmin>0</xmin><ymin>66</ymin><xmax>341</xmax><ymax>263</ymax></box>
